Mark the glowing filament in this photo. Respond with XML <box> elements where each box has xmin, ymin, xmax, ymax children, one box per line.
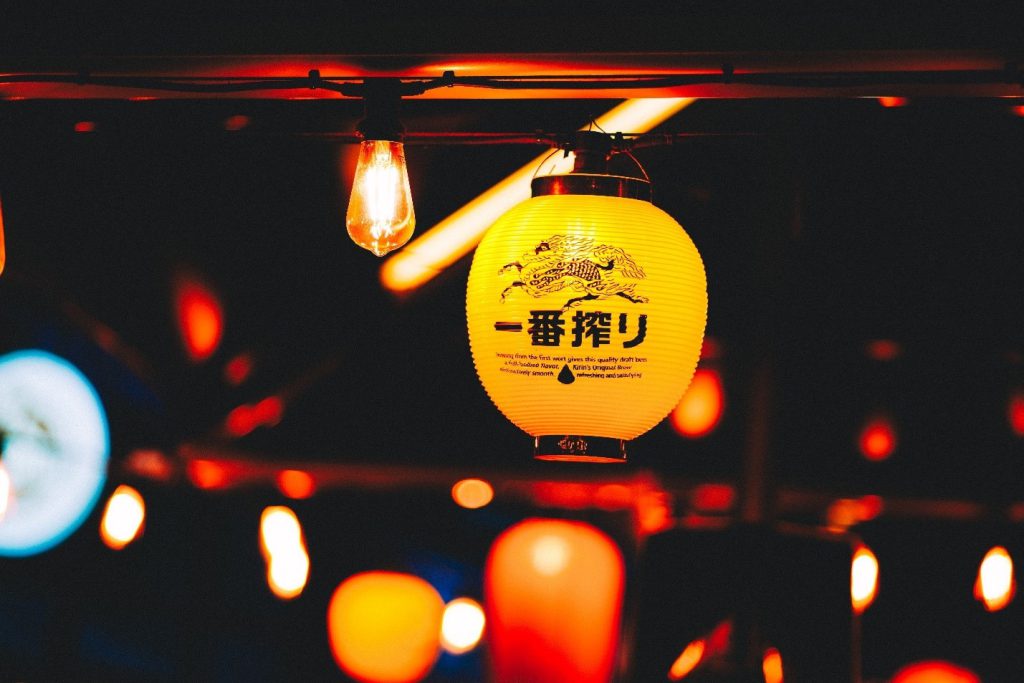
<box><xmin>668</xmin><ymin>639</ymin><xmax>705</xmax><ymax>680</ymax></box>
<box><xmin>851</xmin><ymin>545</ymin><xmax>879</xmax><ymax>614</ymax></box>
<box><xmin>259</xmin><ymin>506</ymin><xmax>309</xmax><ymax>600</ymax></box>
<box><xmin>440</xmin><ymin>597</ymin><xmax>486</xmax><ymax>655</ymax></box>
<box><xmin>99</xmin><ymin>484</ymin><xmax>145</xmax><ymax>550</ymax></box>
<box><xmin>974</xmin><ymin>546</ymin><xmax>1015</xmax><ymax>611</ymax></box>
<box><xmin>347</xmin><ymin>140</ymin><xmax>415</xmax><ymax>256</ymax></box>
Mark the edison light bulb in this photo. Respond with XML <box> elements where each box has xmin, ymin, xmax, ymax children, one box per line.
<box><xmin>346</xmin><ymin>140</ymin><xmax>415</xmax><ymax>256</ymax></box>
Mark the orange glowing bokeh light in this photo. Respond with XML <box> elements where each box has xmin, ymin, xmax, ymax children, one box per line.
<box><xmin>440</xmin><ymin>597</ymin><xmax>486</xmax><ymax>655</ymax></box>
<box><xmin>99</xmin><ymin>485</ymin><xmax>146</xmax><ymax>550</ymax></box>
<box><xmin>327</xmin><ymin>571</ymin><xmax>444</xmax><ymax>683</ymax></box>
<box><xmin>878</xmin><ymin>96</ymin><xmax>909</xmax><ymax>108</ymax></box>
<box><xmin>276</xmin><ymin>469</ymin><xmax>316</xmax><ymax>499</ymax></box>
<box><xmin>762</xmin><ymin>648</ymin><xmax>784</xmax><ymax>683</ymax></box>
<box><xmin>486</xmin><ymin>518</ymin><xmax>624</xmax><ymax>683</ymax></box>
<box><xmin>670</xmin><ymin>368</ymin><xmax>724</xmax><ymax>438</ymax></box>
<box><xmin>259</xmin><ymin>506</ymin><xmax>309</xmax><ymax>600</ymax></box>
<box><xmin>668</xmin><ymin>639</ymin><xmax>705</xmax><ymax>680</ymax></box>
<box><xmin>974</xmin><ymin>546</ymin><xmax>1015</xmax><ymax>611</ymax></box>
<box><xmin>451</xmin><ymin>478</ymin><xmax>494</xmax><ymax>509</ymax></box>
<box><xmin>174</xmin><ymin>276</ymin><xmax>224</xmax><ymax>362</ymax></box>
<box><xmin>858</xmin><ymin>416</ymin><xmax>896</xmax><ymax>461</ymax></box>
<box><xmin>891</xmin><ymin>661</ymin><xmax>981</xmax><ymax>683</ymax></box>
<box><xmin>380</xmin><ymin>98</ymin><xmax>696</xmax><ymax>292</ymax></box>
<box><xmin>1008</xmin><ymin>391</ymin><xmax>1024</xmax><ymax>436</ymax></box>
<box><xmin>1012</xmin><ymin>104</ymin><xmax>1024</xmax><ymax>117</ymax></box>
<box><xmin>851</xmin><ymin>545</ymin><xmax>879</xmax><ymax>614</ymax></box>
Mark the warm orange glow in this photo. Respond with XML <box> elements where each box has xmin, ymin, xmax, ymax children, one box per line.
<box><xmin>1012</xmin><ymin>104</ymin><xmax>1024</xmax><ymax>117</ymax></box>
<box><xmin>891</xmin><ymin>661</ymin><xmax>981</xmax><ymax>683</ymax></box>
<box><xmin>878</xmin><ymin>96</ymin><xmax>909</xmax><ymax>108</ymax></box>
<box><xmin>667</xmin><ymin>639</ymin><xmax>705</xmax><ymax>680</ymax></box>
<box><xmin>865</xmin><ymin>338</ymin><xmax>901</xmax><ymax>361</ymax></box>
<box><xmin>174</xmin><ymin>276</ymin><xmax>224</xmax><ymax>362</ymax></box>
<box><xmin>1008</xmin><ymin>391</ymin><xmax>1024</xmax><ymax>436</ymax></box>
<box><xmin>762</xmin><ymin>648</ymin><xmax>784</xmax><ymax>683</ymax></box>
<box><xmin>974</xmin><ymin>546</ymin><xmax>1015</xmax><ymax>611</ymax></box>
<box><xmin>381</xmin><ymin>98</ymin><xmax>696</xmax><ymax>292</ymax></box>
<box><xmin>327</xmin><ymin>571</ymin><xmax>444</xmax><ymax>683</ymax></box>
<box><xmin>99</xmin><ymin>485</ymin><xmax>146</xmax><ymax>550</ymax></box>
<box><xmin>187</xmin><ymin>459</ymin><xmax>233</xmax><ymax>490</ymax></box>
<box><xmin>851</xmin><ymin>545</ymin><xmax>879</xmax><ymax>614</ymax></box>
<box><xmin>347</xmin><ymin>140</ymin><xmax>415</xmax><ymax>257</ymax></box>
<box><xmin>0</xmin><ymin>462</ymin><xmax>10</xmax><ymax>522</ymax></box>
<box><xmin>670</xmin><ymin>368</ymin><xmax>724</xmax><ymax>438</ymax></box>
<box><xmin>451</xmin><ymin>478</ymin><xmax>494</xmax><ymax>509</ymax></box>
<box><xmin>276</xmin><ymin>469</ymin><xmax>316</xmax><ymax>499</ymax></box>
<box><xmin>260</xmin><ymin>506</ymin><xmax>309</xmax><ymax>600</ymax></box>
<box><xmin>440</xmin><ymin>597</ymin><xmax>486</xmax><ymax>655</ymax></box>
<box><xmin>486</xmin><ymin>518</ymin><xmax>624</xmax><ymax>683</ymax></box>
<box><xmin>858</xmin><ymin>416</ymin><xmax>896</xmax><ymax>461</ymax></box>
<box><xmin>223</xmin><ymin>352</ymin><xmax>254</xmax><ymax>385</ymax></box>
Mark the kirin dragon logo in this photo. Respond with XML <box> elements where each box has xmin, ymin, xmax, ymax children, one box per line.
<box><xmin>499</xmin><ymin>235</ymin><xmax>648</xmax><ymax>309</ymax></box>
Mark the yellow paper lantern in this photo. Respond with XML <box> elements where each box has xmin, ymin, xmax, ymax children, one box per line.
<box><xmin>467</xmin><ymin>166</ymin><xmax>707</xmax><ymax>461</ymax></box>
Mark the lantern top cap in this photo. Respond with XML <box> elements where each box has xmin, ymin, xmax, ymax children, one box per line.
<box><xmin>531</xmin><ymin>173</ymin><xmax>652</xmax><ymax>202</ymax></box>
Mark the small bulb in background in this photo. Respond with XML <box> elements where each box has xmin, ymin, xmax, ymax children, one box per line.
<box><xmin>975</xmin><ymin>546</ymin><xmax>1015</xmax><ymax>612</ymax></box>
<box><xmin>347</xmin><ymin>139</ymin><xmax>415</xmax><ymax>256</ymax></box>
<box><xmin>851</xmin><ymin>545</ymin><xmax>879</xmax><ymax>614</ymax></box>
<box><xmin>100</xmin><ymin>485</ymin><xmax>146</xmax><ymax>550</ymax></box>
<box><xmin>440</xmin><ymin>597</ymin><xmax>486</xmax><ymax>655</ymax></box>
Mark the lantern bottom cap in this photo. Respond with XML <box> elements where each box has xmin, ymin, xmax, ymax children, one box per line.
<box><xmin>533</xmin><ymin>436</ymin><xmax>627</xmax><ymax>463</ymax></box>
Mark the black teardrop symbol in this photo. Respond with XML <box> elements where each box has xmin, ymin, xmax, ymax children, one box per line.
<box><xmin>557</xmin><ymin>364</ymin><xmax>576</xmax><ymax>384</ymax></box>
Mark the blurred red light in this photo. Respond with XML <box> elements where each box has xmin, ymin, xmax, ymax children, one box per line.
<box><xmin>224</xmin><ymin>353</ymin><xmax>254</xmax><ymax>385</ymax></box>
<box><xmin>1008</xmin><ymin>391</ymin><xmax>1024</xmax><ymax>436</ymax></box>
<box><xmin>187</xmin><ymin>459</ymin><xmax>232</xmax><ymax>490</ymax></box>
<box><xmin>277</xmin><ymin>469</ymin><xmax>316</xmax><ymax>499</ymax></box>
<box><xmin>865</xmin><ymin>339</ymin><xmax>901</xmax><ymax>361</ymax></box>
<box><xmin>699</xmin><ymin>336</ymin><xmax>721</xmax><ymax>360</ymax></box>
<box><xmin>224</xmin><ymin>114</ymin><xmax>251</xmax><ymax>131</ymax></box>
<box><xmin>1012</xmin><ymin>105</ymin><xmax>1024</xmax><ymax>117</ymax></box>
<box><xmin>878</xmin><ymin>96</ymin><xmax>908</xmax><ymax>108</ymax></box>
<box><xmin>859</xmin><ymin>416</ymin><xmax>896</xmax><ymax>461</ymax></box>
<box><xmin>692</xmin><ymin>483</ymin><xmax>735</xmax><ymax>513</ymax></box>
<box><xmin>174</xmin><ymin>277</ymin><xmax>224</xmax><ymax>362</ymax></box>
<box><xmin>74</xmin><ymin>120</ymin><xmax>96</xmax><ymax>133</ymax></box>
<box><xmin>226</xmin><ymin>396</ymin><xmax>283</xmax><ymax>437</ymax></box>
